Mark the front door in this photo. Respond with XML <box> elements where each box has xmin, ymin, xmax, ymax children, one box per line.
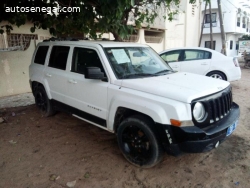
<box><xmin>65</xmin><ymin>47</ymin><xmax>109</xmax><ymax>127</ymax></box>
<box><xmin>160</xmin><ymin>50</ymin><xmax>182</xmax><ymax>72</ymax></box>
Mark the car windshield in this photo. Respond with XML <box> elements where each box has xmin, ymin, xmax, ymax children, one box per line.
<box><xmin>104</xmin><ymin>47</ymin><xmax>174</xmax><ymax>79</ymax></box>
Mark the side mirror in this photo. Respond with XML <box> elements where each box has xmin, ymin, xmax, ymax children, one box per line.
<box><xmin>84</xmin><ymin>67</ymin><xmax>104</xmax><ymax>79</ymax></box>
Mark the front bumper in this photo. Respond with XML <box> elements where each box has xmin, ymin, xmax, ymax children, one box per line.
<box><xmin>156</xmin><ymin>102</ymin><xmax>240</xmax><ymax>156</ymax></box>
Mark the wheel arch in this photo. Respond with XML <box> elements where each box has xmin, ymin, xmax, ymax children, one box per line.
<box><xmin>113</xmin><ymin>107</ymin><xmax>155</xmax><ymax>133</ymax></box>
<box><xmin>30</xmin><ymin>80</ymin><xmax>52</xmax><ymax>99</ymax></box>
<box><xmin>206</xmin><ymin>70</ymin><xmax>227</xmax><ymax>81</ymax></box>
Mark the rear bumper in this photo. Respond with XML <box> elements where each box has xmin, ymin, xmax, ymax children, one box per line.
<box><xmin>226</xmin><ymin>67</ymin><xmax>241</xmax><ymax>81</ymax></box>
<box><xmin>156</xmin><ymin>102</ymin><xmax>240</xmax><ymax>156</ymax></box>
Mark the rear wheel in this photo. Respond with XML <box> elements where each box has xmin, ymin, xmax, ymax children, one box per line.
<box><xmin>34</xmin><ymin>86</ymin><xmax>55</xmax><ymax>117</ymax></box>
<box><xmin>117</xmin><ymin>115</ymin><xmax>163</xmax><ymax>168</ymax></box>
<box><xmin>207</xmin><ymin>71</ymin><xmax>226</xmax><ymax>80</ymax></box>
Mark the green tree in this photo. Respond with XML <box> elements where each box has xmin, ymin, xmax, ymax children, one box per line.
<box><xmin>0</xmin><ymin>0</ymin><xmax>204</xmax><ymax>41</ymax></box>
<box><xmin>241</xmin><ymin>35</ymin><xmax>250</xmax><ymax>40</ymax></box>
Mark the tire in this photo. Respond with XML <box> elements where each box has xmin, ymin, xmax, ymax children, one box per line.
<box><xmin>117</xmin><ymin>115</ymin><xmax>163</xmax><ymax>168</ymax></box>
<box><xmin>206</xmin><ymin>71</ymin><xmax>226</xmax><ymax>80</ymax></box>
<box><xmin>34</xmin><ymin>86</ymin><xmax>55</xmax><ymax>117</ymax></box>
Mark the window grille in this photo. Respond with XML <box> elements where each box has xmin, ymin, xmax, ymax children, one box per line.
<box><xmin>123</xmin><ymin>35</ymin><xmax>139</xmax><ymax>42</ymax></box>
<box><xmin>145</xmin><ymin>36</ymin><xmax>163</xmax><ymax>43</ymax></box>
<box><xmin>0</xmin><ymin>33</ymin><xmax>38</xmax><ymax>51</ymax></box>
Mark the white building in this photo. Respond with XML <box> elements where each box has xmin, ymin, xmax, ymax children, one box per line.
<box><xmin>101</xmin><ymin>0</ymin><xmax>202</xmax><ymax>52</ymax></box>
<box><xmin>200</xmin><ymin>0</ymin><xmax>250</xmax><ymax>57</ymax></box>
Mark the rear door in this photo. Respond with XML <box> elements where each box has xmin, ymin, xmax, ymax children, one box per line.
<box><xmin>159</xmin><ymin>50</ymin><xmax>182</xmax><ymax>72</ymax></box>
<box><xmin>30</xmin><ymin>45</ymin><xmax>50</xmax><ymax>82</ymax></box>
<box><xmin>44</xmin><ymin>45</ymin><xmax>70</xmax><ymax>102</ymax></box>
<box><xmin>180</xmin><ymin>49</ymin><xmax>211</xmax><ymax>75</ymax></box>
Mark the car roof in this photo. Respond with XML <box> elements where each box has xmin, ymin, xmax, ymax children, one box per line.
<box><xmin>159</xmin><ymin>47</ymin><xmax>215</xmax><ymax>54</ymax></box>
<box><xmin>39</xmin><ymin>40</ymin><xmax>149</xmax><ymax>48</ymax></box>
<box><xmin>159</xmin><ymin>47</ymin><xmax>230</xmax><ymax>59</ymax></box>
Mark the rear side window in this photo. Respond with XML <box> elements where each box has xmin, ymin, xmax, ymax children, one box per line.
<box><xmin>48</xmin><ymin>46</ymin><xmax>70</xmax><ymax>70</ymax></box>
<box><xmin>34</xmin><ymin>46</ymin><xmax>49</xmax><ymax>65</ymax></box>
<box><xmin>184</xmin><ymin>50</ymin><xmax>212</xmax><ymax>61</ymax></box>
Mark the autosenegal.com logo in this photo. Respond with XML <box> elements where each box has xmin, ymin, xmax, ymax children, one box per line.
<box><xmin>5</xmin><ymin>6</ymin><xmax>80</xmax><ymax>14</ymax></box>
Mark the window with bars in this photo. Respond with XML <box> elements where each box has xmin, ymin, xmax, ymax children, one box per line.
<box><xmin>0</xmin><ymin>33</ymin><xmax>38</xmax><ymax>51</ymax></box>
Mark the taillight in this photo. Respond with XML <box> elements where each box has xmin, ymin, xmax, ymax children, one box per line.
<box><xmin>233</xmin><ymin>57</ymin><xmax>239</xmax><ymax>67</ymax></box>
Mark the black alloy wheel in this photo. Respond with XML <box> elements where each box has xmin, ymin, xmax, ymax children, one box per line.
<box><xmin>117</xmin><ymin>115</ymin><xmax>163</xmax><ymax>168</ymax></box>
<box><xmin>34</xmin><ymin>86</ymin><xmax>55</xmax><ymax>117</ymax></box>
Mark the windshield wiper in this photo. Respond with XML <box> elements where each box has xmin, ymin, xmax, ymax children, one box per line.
<box><xmin>122</xmin><ymin>73</ymin><xmax>155</xmax><ymax>78</ymax></box>
<box><xmin>154</xmin><ymin>69</ymin><xmax>174</xmax><ymax>75</ymax></box>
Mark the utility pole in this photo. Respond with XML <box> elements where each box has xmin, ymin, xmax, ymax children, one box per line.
<box><xmin>217</xmin><ymin>0</ymin><xmax>227</xmax><ymax>55</ymax></box>
<box><xmin>209</xmin><ymin>0</ymin><xmax>213</xmax><ymax>50</ymax></box>
<box><xmin>199</xmin><ymin>1</ymin><xmax>208</xmax><ymax>47</ymax></box>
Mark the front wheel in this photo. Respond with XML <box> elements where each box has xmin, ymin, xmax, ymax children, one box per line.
<box><xmin>117</xmin><ymin>115</ymin><xmax>163</xmax><ymax>168</ymax></box>
<box><xmin>34</xmin><ymin>86</ymin><xmax>55</xmax><ymax>117</ymax></box>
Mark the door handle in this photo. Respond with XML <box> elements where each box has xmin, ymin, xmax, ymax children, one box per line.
<box><xmin>201</xmin><ymin>63</ymin><xmax>208</xmax><ymax>65</ymax></box>
<box><xmin>68</xmin><ymin>79</ymin><xmax>77</xmax><ymax>84</ymax></box>
<box><xmin>46</xmin><ymin>73</ymin><xmax>52</xmax><ymax>77</ymax></box>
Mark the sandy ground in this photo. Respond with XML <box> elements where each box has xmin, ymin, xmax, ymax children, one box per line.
<box><xmin>0</xmin><ymin>67</ymin><xmax>250</xmax><ymax>188</ymax></box>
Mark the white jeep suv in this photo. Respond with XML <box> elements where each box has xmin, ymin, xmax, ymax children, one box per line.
<box><xmin>29</xmin><ymin>40</ymin><xmax>240</xmax><ymax>168</ymax></box>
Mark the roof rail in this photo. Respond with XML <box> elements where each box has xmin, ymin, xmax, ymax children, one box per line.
<box><xmin>43</xmin><ymin>37</ymin><xmax>80</xmax><ymax>42</ymax></box>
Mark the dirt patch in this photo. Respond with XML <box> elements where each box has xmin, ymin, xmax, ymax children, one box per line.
<box><xmin>0</xmin><ymin>67</ymin><xmax>250</xmax><ymax>188</ymax></box>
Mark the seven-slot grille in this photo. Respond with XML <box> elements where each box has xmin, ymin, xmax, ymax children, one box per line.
<box><xmin>208</xmin><ymin>88</ymin><xmax>233</xmax><ymax>124</ymax></box>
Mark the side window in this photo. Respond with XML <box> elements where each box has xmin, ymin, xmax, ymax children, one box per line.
<box><xmin>34</xmin><ymin>46</ymin><xmax>49</xmax><ymax>65</ymax></box>
<box><xmin>205</xmin><ymin>41</ymin><xmax>216</xmax><ymax>50</ymax></box>
<box><xmin>230</xmin><ymin>40</ymin><xmax>233</xmax><ymax>50</ymax></box>
<box><xmin>71</xmin><ymin>47</ymin><xmax>105</xmax><ymax>74</ymax></box>
<box><xmin>160</xmin><ymin>50</ymin><xmax>182</xmax><ymax>63</ymax></box>
<box><xmin>205</xmin><ymin>13</ymin><xmax>217</xmax><ymax>23</ymax></box>
<box><xmin>48</xmin><ymin>46</ymin><xmax>70</xmax><ymax>70</ymax></box>
<box><xmin>184</xmin><ymin>50</ymin><xmax>212</xmax><ymax>61</ymax></box>
<box><xmin>204</xmin><ymin>51</ymin><xmax>212</xmax><ymax>59</ymax></box>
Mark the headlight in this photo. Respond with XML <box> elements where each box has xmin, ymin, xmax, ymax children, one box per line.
<box><xmin>193</xmin><ymin>102</ymin><xmax>206</xmax><ymax>122</ymax></box>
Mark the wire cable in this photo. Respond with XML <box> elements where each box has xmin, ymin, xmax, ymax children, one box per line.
<box><xmin>225</xmin><ymin>0</ymin><xmax>238</xmax><ymax>9</ymax></box>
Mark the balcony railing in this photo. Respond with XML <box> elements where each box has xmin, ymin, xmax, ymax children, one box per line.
<box><xmin>145</xmin><ymin>36</ymin><xmax>163</xmax><ymax>43</ymax></box>
<box><xmin>123</xmin><ymin>35</ymin><xmax>139</xmax><ymax>42</ymax></box>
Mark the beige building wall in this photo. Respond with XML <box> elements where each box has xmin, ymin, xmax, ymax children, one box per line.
<box><xmin>0</xmin><ymin>22</ymin><xmax>52</xmax><ymax>97</ymax></box>
<box><xmin>0</xmin><ymin>41</ymin><xmax>37</xmax><ymax>97</ymax></box>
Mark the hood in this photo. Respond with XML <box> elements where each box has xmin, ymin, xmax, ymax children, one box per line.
<box><xmin>120</xmin><ymin>72</ymin><xmax>230</xmax><ymax>103</ymax></box>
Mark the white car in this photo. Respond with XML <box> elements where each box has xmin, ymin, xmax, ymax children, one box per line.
<box><xmin>29</xmin><ymin>40</ymin><xmax>240</xmax><ymax>167</ymax></box>
<box><xmin>159</xmin><ymin>47</ymin><xmax>241</xmax><ymax>81</ymax></box>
